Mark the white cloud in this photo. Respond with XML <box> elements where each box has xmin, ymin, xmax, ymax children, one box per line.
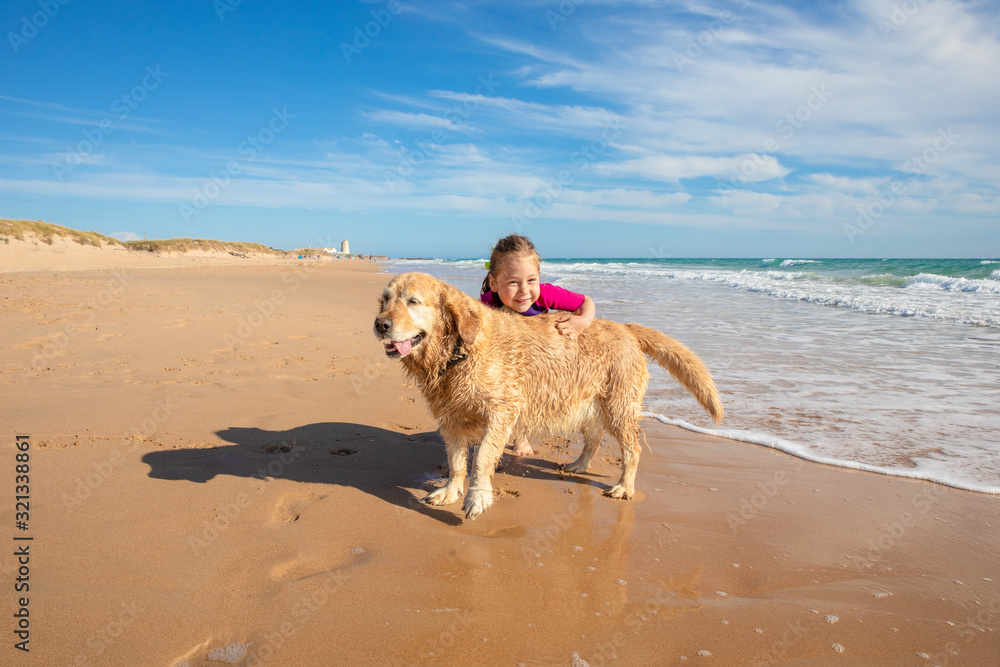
<box><xmin>427</xmin><ymin>92</ymin><xmax>623</xmax><ymax>136</ymax></box>
<box><xmin>363</xmin><ymin>110</ymin><xmax>463</xmax><ymax>131</ymax></box>
<box><xmin>560</xmin><ymin>188</ymin><xmax>692</xmax><ymax>209</ymax></box>
<box><xmin>599</xmin><ymin>154</ymin><xmax>789</xmax><ymax>183</ymax></box>
<box><xmin>808</xmin><ymin>173</ymin><xmax>882</xmax><ymax>194</ymax></box>
<box><xmin>711</xmin><ymin>190</ymin><xmax>784</xmax><ymax>215</ymax></box>
<box><xmin>950</xmin><ymin>193</ymin><xmax>1000</xmax><ymax>214</ymax></box>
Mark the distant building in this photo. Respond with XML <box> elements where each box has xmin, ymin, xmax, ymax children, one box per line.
<box><xmin>341</xmin><ymin>240</ymin><xmax>350</xmax><ymax>254</ymax></box>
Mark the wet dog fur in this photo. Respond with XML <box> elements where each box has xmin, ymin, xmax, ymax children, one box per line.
<box><xmin>373</xmin><ymin>272</ymin><xmax>723</xmax><ymax>520</ymax></box>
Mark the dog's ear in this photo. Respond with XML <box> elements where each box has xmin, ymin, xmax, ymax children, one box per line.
<box><xmin>440</xmin><ymin>283</ymin><xmax>480</xmax><ymax>343</ymax></box>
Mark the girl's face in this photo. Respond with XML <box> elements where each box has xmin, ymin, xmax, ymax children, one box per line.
<box><xmin>489</xmin><ymin>254</ymin><xmax>541</xmax><ymax>313</ymax></box>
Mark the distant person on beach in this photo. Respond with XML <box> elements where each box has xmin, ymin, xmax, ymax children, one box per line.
<box><xmin>480</xmin><ymin>233</ymin><xmax>596</xmax><ymax>456</ymax></box>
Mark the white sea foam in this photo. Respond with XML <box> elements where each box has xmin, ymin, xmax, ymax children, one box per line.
<box><xmin>905</xmin><ymin>272</ymin><xmax>1000</xmax><ymax>293</ymax></box>
<box><xmin>642</xmin><ymin>413</ymin><xmax>1000</xmax><ymax>495</ymax></box>
<box><xmin>779</xmin><ymin>259</ymin><xmax>818</xmax><ymax>267</ymax></box>
<box><xmin>532</xmin><ymin>262</ymin><xmax>1000</xmax><ymax>328</ymax></box>
<box><xmin>761</xmin><ymin>258</ymin><xmax>776</xmax><ymax>266</ymax></box>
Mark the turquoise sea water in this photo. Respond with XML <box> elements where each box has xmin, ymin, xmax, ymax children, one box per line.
<box><xmin>382</xmin><ymin>258</ymin><xmax>1000</xmax><ymax>494</ymax></box>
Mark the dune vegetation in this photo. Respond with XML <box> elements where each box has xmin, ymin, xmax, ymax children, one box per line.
<box><xmin>0</xmin><ymin>218</ymin><xmax>308</xmax><ymax>257</ymax></box>
<box><xmin>0</xmin><ymin>218</ymin><xmax>123</xmax><ymax>248</ymax></box>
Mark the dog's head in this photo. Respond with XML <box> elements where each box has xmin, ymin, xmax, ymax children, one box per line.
<box><xmin>373</xmin><ymin>273</ymin><xmax>480</xmax><ymax>361</ymax></box>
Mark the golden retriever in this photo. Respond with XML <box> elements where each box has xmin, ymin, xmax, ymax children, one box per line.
<box><xmin>373</xmin><ymin>272</ymin><xmax>723</xmax><ymax>520</ymax></box>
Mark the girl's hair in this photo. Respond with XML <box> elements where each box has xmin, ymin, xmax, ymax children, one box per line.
<box><xmin>480</xmin><ymin>234</ymin><xmax>541</xmax><ymax>295</ymax></box>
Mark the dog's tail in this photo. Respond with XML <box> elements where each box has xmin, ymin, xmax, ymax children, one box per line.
<box><xmin>626</xmin><ymin>323</ymin><xmax>724</xmax><ymax>424</ymax></box>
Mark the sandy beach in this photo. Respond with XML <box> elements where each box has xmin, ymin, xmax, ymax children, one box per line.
<box><xmin>1</xmin><ymin>239</ymin><xmax>997</xmax><ymax>666</ymax></box>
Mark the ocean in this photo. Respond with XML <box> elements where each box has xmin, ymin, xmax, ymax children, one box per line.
<box><xmin>380</xmin><ymin>258</ymin><xmax>1000</xmax><ymax>495</ymax></box>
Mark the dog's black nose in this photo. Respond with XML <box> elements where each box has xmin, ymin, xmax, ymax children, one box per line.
<box><xmin>374</xmin><ymin>317</ymin><xmax>392</xmax><ymax>334</ymax></box>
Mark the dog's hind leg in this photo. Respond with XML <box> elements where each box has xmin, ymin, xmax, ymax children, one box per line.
<box><xmin>605</xmin><ymin>413</ymin><xmax>642</xmax><ymax>499</ymax></box>
<box><xmin>563</xmin><ymin>419</ymin><xmax>603</xmax><ymax>475</ymax></box>
<box><xmin>425</xmin><ymin>424</ymin><xmax>470</xmax><ymax>506</ymax></box>
<box><xmin>601</xmin><ymin>380</ymin><xmax>645</xmax><ymax>499</ymax></box>
<box><xmin>464</xmin><ymin>416</ymin><xmax>516</xmax><ymax>520</ymax></box>
<box><xmin>602</xmin><ymin>358</ymin><xmax>648</xmax><ymax>499</ymax></box>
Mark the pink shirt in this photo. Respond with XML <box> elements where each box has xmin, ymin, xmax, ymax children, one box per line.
<box><xmin>480</xmin><ymin>283</ymin><xmax>586</xmax><ymax>315</ymax></box>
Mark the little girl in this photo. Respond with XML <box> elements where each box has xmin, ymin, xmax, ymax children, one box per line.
<box><xmin>480</xmin><ymin>234</ymin><xmax>596</xmax><ymax>455</ymax></box>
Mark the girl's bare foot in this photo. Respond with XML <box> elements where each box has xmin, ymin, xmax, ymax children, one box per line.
<box><xmin>511</xmin><ymin>436</ymin><xmax>533</xmax><ymax>456</ymax></box>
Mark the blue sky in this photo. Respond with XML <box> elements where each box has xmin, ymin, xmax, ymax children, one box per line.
<box><xmin>1</xmin><ymin>0</ymin><xmax>998</xmax><ymax>258</ymax></box>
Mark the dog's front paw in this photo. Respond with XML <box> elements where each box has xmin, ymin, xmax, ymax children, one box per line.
<box><xmin>604</xmin><ymin>484</ymin><xmax>634</xmax><ymax>500</ymax></box>
<box><xmin>463</xmin><ymin>487</ymin><xmax>494</xmax><ymax>520</ymax></box>
<box><xmin>425</xmin><ymin>483</ymin><xmax>463</xmax><ymax>506</ymax></box>
<box><xmin>562</xmin><ymin>458</ymin><xmax>590</xmax><ymax>474</ymax></box>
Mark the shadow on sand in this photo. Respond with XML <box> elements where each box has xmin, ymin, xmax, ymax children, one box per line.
<box><xmin>141</xmin><ymin>422</ymin><xmax>604</xmax><ymax>524</ymax></box>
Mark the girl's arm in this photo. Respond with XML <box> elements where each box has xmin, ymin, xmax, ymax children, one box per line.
<box><xmin>554</xmin><ymin>296</ymin><xmax>595</xmax><ymax>339</ymax></box>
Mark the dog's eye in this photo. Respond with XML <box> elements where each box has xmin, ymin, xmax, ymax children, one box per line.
<box><xmin>408</xmin><ymin>298</ymin><xmax>420</xmax><ymax>306</ymax></box>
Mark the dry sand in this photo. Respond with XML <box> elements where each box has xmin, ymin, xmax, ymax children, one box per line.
<box><xmin>1</xmin><ymin>238</ymin><xmax>997</xmax><ymax>666</ymax></box>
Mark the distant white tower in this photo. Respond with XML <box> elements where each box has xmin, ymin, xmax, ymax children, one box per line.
<box><xmin>341</xmin><ymin>240</ymin><xmax>350</xmax><ymax>254</ymax></box>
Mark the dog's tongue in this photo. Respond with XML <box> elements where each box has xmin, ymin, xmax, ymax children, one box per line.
<box><xmin>394</xmin><ymin>339</ymin><xmax>413</xmax><ymax>357</ymax></box>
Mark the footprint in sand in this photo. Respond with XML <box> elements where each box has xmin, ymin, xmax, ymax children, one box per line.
<box><xmin>15</xmin><ymin>336</ymin><xmax>58</xmax><ymax>351</ymax></box>
<box><xmin>271</xmin><ymin>555</ymin><xmax>344</xmax><ymax>581</ymax></box>
<box><xmin>270</xmin><ymin>548</ymin><xmax>368</xmax><ymax>582</ymax></box>
<box><xmin>170</xmin><ymin>638</ymin><xmax>212</xmax><ymax>666</ymax></box>
<box><xmin>267</xmin><ymin>492</ymin><xmax>329</xmax><ymax>525</ymax></box>
<box><xmin>388</xmin><ymin>423</ymin><xmax>419</xmax><ymax>432</ymax></box>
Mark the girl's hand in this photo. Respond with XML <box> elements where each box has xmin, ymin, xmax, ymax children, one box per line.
<box><xmin>555</xmin><ymin>296</ymin><xmax>595</xmax><ymax>340</ymax></box>
<box><xmin>555</xmin><ymin>314</ymin><xmax>588</xmax><ymax>339</ymax></box>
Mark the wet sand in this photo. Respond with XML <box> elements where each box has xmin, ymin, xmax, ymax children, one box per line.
<box><xmin>1</xmin><ymin>242</ymin><xmax>997</xmax><ymax>665</ymax></box>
